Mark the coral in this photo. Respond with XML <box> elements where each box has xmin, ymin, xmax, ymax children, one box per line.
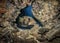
<box><xmin>0</xmin><ymin>0</ymin><xmax>60</xmax><ymax>43</ymax></box>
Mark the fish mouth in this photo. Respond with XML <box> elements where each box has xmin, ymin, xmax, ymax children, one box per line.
<box><xmin>17</xmin><ymin>24</ymin><xmax>34</xmax><ymax>29</ymax></box>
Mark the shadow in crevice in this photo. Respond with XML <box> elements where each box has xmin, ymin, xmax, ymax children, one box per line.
<box><xmin>16</xmin><ymin>5</ymin><xmax>43</xmax><ymax>29</ymax></box>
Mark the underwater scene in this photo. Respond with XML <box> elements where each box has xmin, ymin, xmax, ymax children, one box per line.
<box><xmin>0</xmin><ymin>0</ymin><xmax>60</xmax><ymax>43</ymax></box>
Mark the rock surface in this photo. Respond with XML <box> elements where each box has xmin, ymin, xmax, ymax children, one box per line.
<box><xmin>0</xmin><ymin>0</ymin><xmax>60</xmax><ymax>43</ymax></box>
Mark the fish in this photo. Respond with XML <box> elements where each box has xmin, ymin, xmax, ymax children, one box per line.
<box><xmin>16</xmin><ymin>5</ymin><xmax>43</xmax><ymax>29</ymax></box>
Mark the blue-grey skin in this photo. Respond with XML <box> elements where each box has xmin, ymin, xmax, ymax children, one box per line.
<box><xmin>16</xmin><ymin>5</ymin><xmax>43</xmax><ymax>29</ymax></box>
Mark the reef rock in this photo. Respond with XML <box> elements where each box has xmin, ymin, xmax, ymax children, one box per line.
<box><xmin>0</xmin><ymin>0</ymin><xmax>60</xmax><ymax>43</ymax></box>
